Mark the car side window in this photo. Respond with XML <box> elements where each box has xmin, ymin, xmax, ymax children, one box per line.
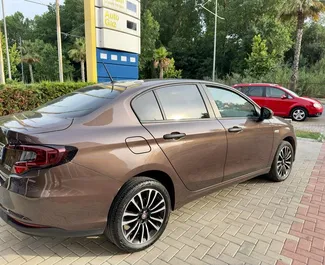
<box><xmin>247</xmin><ymin>86</ymin><xmax>264</xmax><ymax>97</ymax></box>
<box><xmin>207</xmin><ymin>86</ymin><xmax>258</xmax><ymax>118</ymax></box>
<box><xmin>266</xmin><ymin>87</ymin><xmax>286</xmax><ymax>98</ymax></box>
<box><xmin>155</xmin><ymin>85</ymin><xmax>210</xmax><ymax>120</ymax></box>
<box><xmin>132</xmin><ymin>91</ymin><xmax>163</xmax><ymax>121</ymax></box>
<box><xmin>237</xmin><ymin>86</ymin><xmax>264</xmax><ymax>97</ymax></box>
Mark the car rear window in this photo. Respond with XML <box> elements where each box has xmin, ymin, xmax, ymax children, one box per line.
<box><xmin>35</xmin><ymin>84</ymin><xmax>123</xmax><ymax>118</ymax></box>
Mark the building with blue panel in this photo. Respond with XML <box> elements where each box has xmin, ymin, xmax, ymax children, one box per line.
<box><xmin>96</xmin><ymin>48</ymin><xmax>139</xmax><ymax>82</ymax></box>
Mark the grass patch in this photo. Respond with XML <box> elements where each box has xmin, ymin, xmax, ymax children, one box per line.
<box><xmin>296</xmin><ymin>130</ymin><xmax>322</xmax><ymax>141</ymax></box>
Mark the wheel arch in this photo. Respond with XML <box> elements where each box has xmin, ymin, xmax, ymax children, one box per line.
<box><xmin>290</xmin><ymin>106</ymin><xmax>309</xmax><ymax>116</ymax></box>
<box><xmin>134</xmin><ymin>170</ymin><xmax>175</xmax><ymax>210</ymax></box>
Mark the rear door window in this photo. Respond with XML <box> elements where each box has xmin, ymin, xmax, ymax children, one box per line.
<box><xmin>239</xmin><ymin>86</ymin><xmax>264</xmax><ymax>97</ymax></box>
<box><xmin>155</xmin><ymin>85</ymin><xmax>210</xmax><ymax>120</ymax></box>
<box><xmin>132</xmin><ymin>92</ymin><xmax>163</xmax><ymax>122</ymax></box>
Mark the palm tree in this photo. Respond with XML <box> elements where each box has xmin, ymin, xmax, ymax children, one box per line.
<box><xmin>21</xmin><ymin>40</ymin><xmax>39</xmax><ymax>83</ymax></box>
<box><xmin>68</xmin><ymin>38</ymin><xmax>86</xmax><ymax>82</ymax></box>
<box><xmin>280</xmin><ymin>0</ymin><xmax>325</xmax><ymax>91</ymax></box>
<box><xmin>153</xmin><ymin>47</ymin><xmax>171</xmax><ymax>79</ymax></box>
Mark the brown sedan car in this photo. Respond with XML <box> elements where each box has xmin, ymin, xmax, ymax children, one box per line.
<box><xmin>0</xmin><ymin>80</ymin><xmax>296</xmax><ymax>252</ymax></box>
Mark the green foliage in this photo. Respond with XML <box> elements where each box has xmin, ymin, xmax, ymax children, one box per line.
<box><xmin>246</xmin><ymin>35</ymin><xmax>276</xmax><ymax>78</ymax></box>
<box><xmin>153</xmin><ymin>46</ymin><xmax>172</xmax><ymax>79</ymax></box>
<box><xmin>0</xmin><ymin>82</ymin><xmax>93</xmax><ymax>116</ymax></box>
<box><xmin>68</xmin><ymin>38</ymin><xmax>86</xmax><ymax>63</ymax></box>
<box><xmin>164</xmin><ymin>58</ymin><xmax>182</xmax><ymax>78</ymax></box>
<box><xmin>140</xmin><ymin>10</ymin><xmax>160</xmax><ymax>72</ymax></box>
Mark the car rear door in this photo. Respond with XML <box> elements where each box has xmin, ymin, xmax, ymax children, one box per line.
<box><xmin>239</xmin><ymin>86</ymin><xmax>266</xmax><ymax>107</ymax></box>
<box><xmin>132</xmin><ymin>83</ymin><xmax>227</xmax><ymax>191</ymax></box>
<box><xmin>203</xmin><ymin>85</ymin><xmax>274</xmax><ymax>181</ymax></box>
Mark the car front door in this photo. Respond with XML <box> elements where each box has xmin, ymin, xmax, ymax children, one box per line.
<box><xmin>132</xmin><ymin>83</ymin><xmax>227</xmax><ymax>191</ymax></box>
<box><xmin>204</xmin><ymin>85</ymin><xmax>274</xmax><ymax>181</ymax></box>
<box><xmin>264</xmin><ymin>87</ymin><xmax>295</xmax><ymax>117</ymax></box>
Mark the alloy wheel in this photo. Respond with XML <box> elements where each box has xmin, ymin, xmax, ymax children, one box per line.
<box><xmin>292</xmin><ymin>109</ymin><xmax>306</xmax><ymax>121</ymax></box>
<box><xmin>277</xmin><ymin>146</ymin><xmax>292</xmax><ymax>179</ymax></box>
<box><xmin>121</xmin><ymin>189</ymin><xmax>166</xmax><ymax>244</ymax></box>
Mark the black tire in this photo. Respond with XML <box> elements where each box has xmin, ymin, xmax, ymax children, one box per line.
<box><xmin>268</xmin><ymin>141</ymin><xmax>294</xmax><ymax>182</ymax></box>
<box><xmin>291</xmin><ymin>107</ymin><xmax>308</xmax><ymax>122</ymax></box>
<box><xmin>105</xmin><ymin>177</ymin><xmax>171</xmax><ymax>252</ymax></box>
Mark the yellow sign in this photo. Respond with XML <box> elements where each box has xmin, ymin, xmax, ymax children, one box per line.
<box><xmin>103</xmin><ymin>0</ymin><xmax>125</xmax><ymax>11</ymax></box>
<box><xmin>104</xmin><ymin>11</ymin><xmax>119</xmax><ymax>29</ymax></box>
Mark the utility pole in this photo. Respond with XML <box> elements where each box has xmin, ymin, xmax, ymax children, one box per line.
<box><xmin>56</xmin><ymin>0</ymin><xmax>64</xmax><ymax>82</ymax></box>
<box><xmin>196</xmin><ymin>0</ymin><xmax>224</xmax><ymax>82</ymax></box>
<box><xmin>20</xmin><ymin>37</ymin><xmax>24</xmax><ymax>83</ymax></box>
<box><xmin>0</xmin><ymin>26</ymin><xmax>5</xmax><ymax>84</ymax></box>
<box><xmin>1</xmin><ymin>0</ymin><xmax>11</xmax><ymax>80</ymax></box>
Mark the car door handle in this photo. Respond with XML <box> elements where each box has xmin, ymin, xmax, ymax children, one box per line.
<box><xmin>228</xmin><ymin>126</ymin><xmax>243</xmax><ymax>133</ymax></box>
<box><xmin>163</xmin><ymin>132</ymin><xmax>186</xmax><ymax>140</ymax></box>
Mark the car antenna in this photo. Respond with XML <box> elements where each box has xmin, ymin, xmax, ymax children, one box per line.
<box><xmin>100</xmin><ymin>62</ymin><xmax>115</xmax><ymax>91</ymax></box>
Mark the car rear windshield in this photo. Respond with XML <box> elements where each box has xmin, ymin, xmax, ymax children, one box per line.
<box><xmin>35</xmin><ymin>84</ymin><xmax>123</xmax><ymax>118</ymax></box>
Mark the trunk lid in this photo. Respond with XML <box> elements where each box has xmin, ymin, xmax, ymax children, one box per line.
<box><xmin>0</xmin><ymin>112</ymin><xmax>73</xmax><ymax>180</ymax></box>
<box><xmin>0</xmin><ymin>111</ymin><xmax>73</xmax><ymax>134</ymax></box>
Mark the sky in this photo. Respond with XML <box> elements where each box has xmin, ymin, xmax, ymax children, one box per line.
<box><xmin>2</xmin><ymin>0</ymin><xmax>53</xmax><ymax>19</ymax></box>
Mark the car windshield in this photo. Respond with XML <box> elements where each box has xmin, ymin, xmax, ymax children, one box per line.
<box><xmin>35</xmin><ymin>84</ymin><xmax>124</xmax><ymax>118</ymax></box>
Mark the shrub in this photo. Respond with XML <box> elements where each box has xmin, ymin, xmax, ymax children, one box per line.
<box><xmin>0</xmin><ymin>81</ymin><xmax>93</xmax><ymax>116</ymax></box>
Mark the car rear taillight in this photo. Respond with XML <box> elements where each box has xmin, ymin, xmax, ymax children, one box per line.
<box><xmin>6</xmin><ymin>145</ymin><xmax>77</xmax><ymax>175</ymax></box>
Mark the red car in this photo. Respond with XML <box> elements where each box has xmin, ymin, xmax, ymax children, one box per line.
<box><xmin>233</xmin><ymin>83</ymin><xmax>323</xmax><ymax>121</ymax></box>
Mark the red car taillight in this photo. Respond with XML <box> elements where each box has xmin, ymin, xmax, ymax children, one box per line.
<box><xmin>6</xmin><ymin>145</ymin><xmax>77</xmax><ymax>175</ymax></box>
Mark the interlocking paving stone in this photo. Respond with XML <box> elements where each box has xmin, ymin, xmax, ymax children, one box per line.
<box><xmin>279</xmin><ymin>143</ymin><xmax>325</xmax><ymax>265</ymax></box>
<box><xmin>0</xmin><ymin>139</ymin><xmax>321</xmax><ymax>265</ymax></box>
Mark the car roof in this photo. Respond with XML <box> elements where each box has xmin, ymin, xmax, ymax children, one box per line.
<box><xmin>97</xmin><ymin>79</ymin><xmax>231</xmax><ymax>95</ymax></box>
<box><xmin>233</xmin><ymin>83</ymin><xmax>282</xmax><ymax>88</ymax></box>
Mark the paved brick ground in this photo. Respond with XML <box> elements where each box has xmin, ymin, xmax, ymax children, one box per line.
<box><xmin>293</xmin><ymin>121</ymin><xmax>325</xmax><ymax>134</ymax></box>
<box><xmin>279</xmin><ymin>143</ymin><xmax>325</xmax><ymax>265</ymax></box>
<box><xmin>0</xmin><ymin>139</ymin><xmax>321</xmax><ymax>265</ymax></box>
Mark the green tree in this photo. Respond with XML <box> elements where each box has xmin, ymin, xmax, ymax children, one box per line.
<box><xmin>153</xmin><ymin>47</ymin><xmax>171</xmax><ymax>79</ymax></box>
<box><xmin>68</xmin><ymin>38</ymin><xmax>86</xmax><ymax>82</ymax></box>
<box><xmin>32</xmin><ymin>39</ymin><xmax>74</xmax><ymax>82</ymax></box>
<box><xmin>21</xmin><ymin>40</ymin><xmax>40</xmax><ymax>83</ymax></box>
<box><xmin>301</xmin><ymin>22</ymin><xmax>325</xmax><ymax>67</ymax></box>
<box><xmin>140</xmin><ymin>10</ymin><xmax>160</xmax><ymax>73</ymax></box>
<box><xmin>280</xmin><ymin>0</ymin><xmax>325</xmax><ymax>91</ymax></box>
<box><xmin>164</xmin><ymin>58</ymin><xmax>182</xmax><ymax>78</ymax></box>
<box><xmin>246</xmin><ymin>35</ymin><xmax>276</xmax><ymax>78</ymax></box>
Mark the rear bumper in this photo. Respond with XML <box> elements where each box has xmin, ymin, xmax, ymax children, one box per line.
<box><xmin>0</xmin><ymin>208</ymin><xmax>102</xmax><ymax>237</ymax></box>
<box><xmin>0</xmin><ymin>163</ymin><xmax>122</xmax><ymax>234</ymax></box>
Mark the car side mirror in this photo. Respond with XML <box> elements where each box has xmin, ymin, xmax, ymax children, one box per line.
<box><xmin>258</xmin><ymin>107</ymin><xmax>273</xmax><ymax>121</ymax></box>
<box><xmin>281</xmin><ymin>95</ymin><xmax>287</xmax><ymax>99</ymax></box>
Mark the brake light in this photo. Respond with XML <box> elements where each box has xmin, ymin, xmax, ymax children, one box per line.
<box><xmin>7</xmin><ymin>145</ymin><xmax>77</xmax><ymax>175</ymax></box>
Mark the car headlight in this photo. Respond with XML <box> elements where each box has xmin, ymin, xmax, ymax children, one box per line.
<box><xmin>313</xmin><ymin>103</ymin><xmax>323</xmax><ymax>109</ymax></box>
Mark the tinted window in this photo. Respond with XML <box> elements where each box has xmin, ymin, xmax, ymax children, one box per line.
<box><xmin>127</xmin><ymin>21</ymin><xmax>137</xmax><ymax>31</ymax></box>
<box><xmin>156</xmin><ymin>85</ymin><xmax>209</xmax><ymax>120</ymax></box>
<box><xmin>207</xmin><ymin>87</ymin><xmax>258</xmax><ymax>118</ymax></box>
<box><xmin>35</xmin><ymin>85</ymin><xmax>122</xmax><ymax>118</ymax></box>
<box><xmin>248</xmin><ymin>87</ymin><xmax>264</xmax><ymax>96</ymax></box>
<box><xmin>132</xmin><ymin>92</ymin><xmax>163</xmax><ymax>121</ymax></box>
<box><xmin>266</xmin><ymin>87</ymin><xmax>286</xmax><ymax>98</ymax></box>
<box><xmin>239</xmin><ymin>86</ymin><xmax>264</xmax><ymax>96</ymax></box>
